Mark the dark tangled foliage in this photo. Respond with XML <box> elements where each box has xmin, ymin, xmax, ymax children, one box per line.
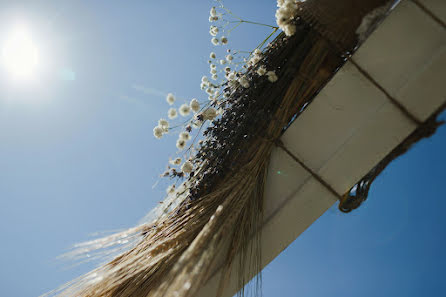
<box><xmin>186</xmin><ymin>20</ymin><xmax>335</xmax><ymax>203</ymax></box>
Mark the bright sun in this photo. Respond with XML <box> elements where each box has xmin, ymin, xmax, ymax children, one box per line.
<box><xmin>2</xmin><ymin>25</ymin><xmax>40</xmax><ymax>79</ymax></box>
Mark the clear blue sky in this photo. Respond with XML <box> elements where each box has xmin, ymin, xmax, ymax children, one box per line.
<box><xmin>0</xmin><ymin>1</ymin><xmax>445</xmax><ymax>296</ymax></box>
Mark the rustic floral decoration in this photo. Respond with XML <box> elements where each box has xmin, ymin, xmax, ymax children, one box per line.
<box><xmin>49</xmin><ymin>1</ymin><xmax>441</xmax><ymax>297</ymax></box>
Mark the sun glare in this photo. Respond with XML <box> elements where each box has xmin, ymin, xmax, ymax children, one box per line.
<box><xmin>2</xmin><ymin>24</ymin><xmax>40</xmax><ymax>79</ymax></box>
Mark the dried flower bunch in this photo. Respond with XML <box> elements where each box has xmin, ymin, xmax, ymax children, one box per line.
<box><xmin>153</xmin><ymin>1</ymin><xmax>301</xmax><ymax>197</ymax></box>
<box><xmin>54</xmin><ymin>2</ymin><xmax>314</xmax><ymax>297</ymax></box>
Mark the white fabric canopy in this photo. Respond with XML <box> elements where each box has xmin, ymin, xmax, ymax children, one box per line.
<box><xmin>197</xmin><ymin>1</ymin><xmax>446</xmax><ymax>296</ymax></box>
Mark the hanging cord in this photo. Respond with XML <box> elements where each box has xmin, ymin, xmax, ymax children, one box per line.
<box><xmin>271</xmin><ymin>101</ymin><xmax>444</xmax><ymax>213</ymax></box>
<box><xmin>340</xmin><ymin>102</ymin><xmax>445</xmax><ymax>212</ymax></box>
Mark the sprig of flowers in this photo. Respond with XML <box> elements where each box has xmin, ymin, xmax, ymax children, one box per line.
<box><xmin>153</xmin><ymin>0</ymin><xmax>290</xmax><ymax>197</ymax></box>
<box><xmin>275</xmin><ymin>0</ymin><xmax>300</xmax><ymax>36</ymax></box>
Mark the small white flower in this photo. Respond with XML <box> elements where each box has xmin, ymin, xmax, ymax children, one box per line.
<box><xmin>166</xmin><ymin>93</ymin><xmax>175</xmax><ymax>105</ymax></box>
<box><xmin>209</xmin><ymin>16</ymin><xmax>218</xmax><ymax>22</ymax></box>
<box><xmin>283</xmin><ymin>24</ymin><xmax>296</xmax><ymax>36</ymax></box>
<box><xmin>267</xmin><ymin>70</ymin><xmax>278</xmax><ymax>82</ymax></box>
<box><xmin>189</xmin><ymin>98</ymin><xmax>200</xmax><ymax>112</ymax></box>
<box><xmin>179</xmin><ymin>104</ymin><xmax>191</xmax><ymax>116</ymax></box>
<box><xmin>226</xmin><ymin>72</ymin><xmax>236</xmax><ymax>80</ymax></box>
<box><xmin>276</xmin><ymin>11</ymin><xmax>291</xmax><ymax>27</ymax></box>
<box><xmin>176</xmin><ymin>139</ymin><xmax>186</xmax><ymax>150</ymax></box>
<box><xmin>210</xmin><ymin>64</ymin><xmax>216</xmax><ymax>69</ymax></box>
<box><xmin>168</xmin><ymin>108</ymin><xmax>178</xmax><ymax>119</ymax></box>
<box><xmin>209</xmin><ymin>26</ymin><xmax>219</xmax><ymax>36</ymax></box>
<box><xmin>153</xmin><ymin>126</ymin><xmax>163</xmax><ymax>139</ymax></box>
<box><xmin>158</xmin><ymin>119</ymin><xmax>169</xmax><ymax>132</ymax></box>
<box><xmin>211</xmin><ymin>37</ymin><xmax>219</xmax><ymax>45</ymax></box>
<box><xmin>181</xmin><ymin>161</ymin><xmax>193</xmax><ymax>173</ymax></box>
<box><xmin>224</xmin><ymin>67</ymin><xmax>231</xmax><ymax>72</ymax></box>
<box><xmin>190</xmin><ymin>98</ymin><xmax>200</xmax><ymax>112</ymax></box>
<box><xmin>210</xmin><ymin>7</ymin><xmax>217</xmax><ymax>17</ymax></box>
<box><xmin>192</xmin><ymin>119</ymin><xmax>203</xmax><ymax>128</ymax></box>
<box><xmin>210</xmin><ymin>52</ymin><xmax>216</xmax><ymax>59</ymax></box>
<box><xmin>220</xmin><ymin>36</ymin><xmax>228</xmax><ymax>45</ymax></box>
<box><xmin>179</xmin><ymin>131</ymin><xmax>190</xmax><ymax>141</ymax></box>
<box><xmin>169</xmin><ymin>157</ymin><xmax>182</xmax><ymax>165</ymax></box>
<box><xmin>275</xmin><ymin>1</ymin><xmax>299</xmax><ymax>36</ymax></box>
<box><xmin>226</xmin><ymin>54</ymin><xmax>233</xmax><ymax>62</ymax></box>
<box><xmin>238</xmin><ymin>76</ymin><xmax>250</xmax><ymax>88</ymax></box>
<box><xmin>220</xmin><ymin>59</ymin><xmax>226</xmax><ymax>65</ymax></box>
<box><xmin>202</xmin><ymin>108</ymin><xmax>217</xmax><ymax>121</ymax></box>
<box><xmin>249</xmin><ymin>55</ymin><xmax>261</xmax><ymax>66</ymax></box>
<box><xmin>202</xmin><ymin>76</ymin><xmax>209</xmax><ymax>82</ymax></box>
<box><xmin>257</xmin><ymin>66</ymin><xmax>267</xmax><ymax>76</ymax></box>
<box><xmin>210</xmin><ymin>68</ymin><xmax>217</xmax><ymax>75</ymax></box>
<box><xmin>212</xmin><ymin>74</ymin><xmax>218</xmax><ymax>80</ymax></box>
<box><xmin>254</xmin><ymin>49</ymin><xmax>262</xmax><ymax>55</ymax></box>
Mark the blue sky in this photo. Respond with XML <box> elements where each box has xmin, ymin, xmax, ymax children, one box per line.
<box><xmin>0</xmin><ymin>1</ymin><xmax>444</xmax><ymax>296</ymax></box>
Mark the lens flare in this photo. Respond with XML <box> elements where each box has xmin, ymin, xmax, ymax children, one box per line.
<box><xmin>2</xmin><ymin>24</ymin><xmax>39</xmax><ymax>79</ymax></box>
